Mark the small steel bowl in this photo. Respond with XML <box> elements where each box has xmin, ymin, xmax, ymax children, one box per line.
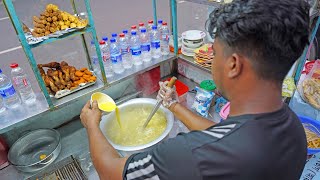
<box><xmin>8</xmin><ymin>129</ymin><xmax>61</xmax><ymax>173</ymax></box>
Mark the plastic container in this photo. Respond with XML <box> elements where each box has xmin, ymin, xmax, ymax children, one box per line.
<box><xmin>119</xmin><ymin>33</ymin><xmax>132</xmax><ymax>69</ymax></box>
<box><xmin>157</xmin><ymin>20</ymin><xmax>163</xmax><ymax>31</ymax></box>
<box><xmin>192</xmin><ymin>80</ymin><xmax>216</xmax><ymax>117</ymax></box>
<box><xmin>110</xmin><ymin>38</ymin><xmax>124</xmax><ymax>74</ymax></box>
<box><xmin>131</xmin><ymin>25</ymin><xmax>137</xmax><ymax>35</ymax></box>
<box><xmin>298</xmin><ymin>115</ymin><xmax>320</xmax><ymax>155</ymax></box>
<box><xmin>160</xmin><ymin>22</ymin><xmax>170</xmax><ymax>56</ymax></box>
<box><xmin>130</xmin><ymin>31</ymin><xmax>142</xmax><ymax>66</ymax></box>
<box><xmin>140</xmin><ymin>28</ymin><xmax>152</xmax><ymax>62</ymax></box>
<box><xmin>122</xmin><ymin>30</ymin><xmax>130</xmax><ymax>42</ymax></box>
<box><xmin>150</xmin><ymin>26</ymin><xmax>161</xmax><ymax>59</ymax></box>
<box><xmin>90</xmin><ymin>40</ymin><xmax>99</xmax><ymax>73</ymax></box>
<box><xmin>99</xmin><ymin>40</ymin><xmax>113</xmax><ymax>78</ymax></box>
<box><xmin>0</xmin><ymin>69</ymin><xmax>21</xmax><ymax>108</ymax></box>
<box><xmin>111</xmin><ymin>33</ymin><xmax>118</xmax><ymax>43</ymax></box>
<box><xmin>138</xmin><ymin>23</ymin><xmax>146</xmax><ymax>34</ymax></box>
<box><xmin>10</xmin><ymin>63</ymin><xmax>36</xmax><ymax>104</ymax></box>
<box><xmin>147</xmin><ymin>20</ymin><xmax>154</xmax><ymax>32</ymax></box>
<box><xmin>219</xmin><ymin>102</ymin><xmax>230</xmax><ymax>120</ymax></box>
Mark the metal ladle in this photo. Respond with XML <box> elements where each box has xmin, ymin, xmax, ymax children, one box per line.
<box><xmin>143</xmin><ymin>77</ymin><xmax>177</xmax><ymax>129</ymax></box>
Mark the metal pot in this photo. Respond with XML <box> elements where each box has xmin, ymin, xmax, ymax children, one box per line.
<box><xmin>8</xmin><ymin>129</ymin><xmax>61</xmax><ymax>173</ymax></box>
<box><xmin>99</xmin><ymin>98</ymin><xmax>174</xmax><ymax>156</ymax></box>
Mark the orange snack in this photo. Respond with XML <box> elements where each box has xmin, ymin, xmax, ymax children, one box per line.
<box><xmin>75</xmin><ymin>71</ymin><xmax>84</xmax><ymax>77</ymax></box>
<box><xmin>89</xmin><ymin>76</ymin><xmax>97</xmax><ymax>81</ymax></box>
<box><xmin>84</xmin><ymin>70</ymin><xmax>93</xmax><ymax>76</ymax></box>
<box><xmin>80</xmin><ymin>67</ymin><xmax>88</xmax><ymax>72</ymax></box>
<box><xmin>83</xmin><ymin>74</ymin><xmax>91</xmax><ymax>78</ymax></box>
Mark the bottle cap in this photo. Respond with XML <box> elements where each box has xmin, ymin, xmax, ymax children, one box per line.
<box><xmin>10</xmin><ymin>63</ymin><xmax>19</xmax><ymax>68</ymax></box>
<box><xmin>131</xmin><ymin>31</ymin><xmax>137</xmax><ymax>35</ymax></box>
<box><xmin>0</xmin><ymin>69</ymin><xmax>2</xmax><ymax>74</ymax></box>
<box><xmin>111</xmin><ymin>33</ymin><xmax>117</xmax><ymax>38</ymax></box>
<box><xmin>110</xmin><ymin>38</ymin><xmax>116</xmax><ymax>43</ymax></box>
<box><xmin>91</xmin><ymin>40</ymin><xmax>95</xmax><ymax>45</ymax></box>
<box><xmin>141</xmin><ymin>28</ymin><xmax>147</xmax><ymax>33</ymax></box>
<box><xmin>152</xmin><ymin>26</ymin><xmax>157</xmax><ymax>30</ymax></box>
<box><xmin>99</xmin><ymin>40</ymin><xmax>106</xmax><ymax>45</ymax></box>
<box><xmin>158</xmin><ymin>20</ymin><xmax>163</xmax><ymax>24</ymax></box>
<box><xmin>119</xmin><ymin>33</ymin><xmax>125</xmax><ymax>37</ymax></box>
<box><xmin>162</xmin><ymin>22</ymin><xmax>167</xmax><ymax>26</ymax></box>
<box><xmin>139</xmin><ymin>23</ymin><xmax>144</xmax><ymax>26</ymax></box>
<box><xmin>102</xmin><ymin>36</ymin><xmax>108</xmax><ymax>41</ymax></box>
<box><xmin>123</xmin><ymin>30</ymin><xmax>128</xmax><ymax>34</ymax></box>
<box><xmin>200</xmin><ymin>80</ymin><xmax>216</xmax><ymax>91</ymax></box>
<box><xmin>148</xmin><ymin>20</ymin><xmax>153</xmax><ymax>24</ymax></box>
<box><xmin>131</xmin><ymin>25</ymin><xmax>137</xmax><ymax>29</ymax></box>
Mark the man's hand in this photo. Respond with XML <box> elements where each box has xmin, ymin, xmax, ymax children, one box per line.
<box><xmin>157</xmin><ymin>81</ymin><xmax>179</xmax><ymax>108</ymax></box>
<box><xmin>80</xmin><ymin>100</ymin><xmax>102</xmax><ymax>129</ymax></box>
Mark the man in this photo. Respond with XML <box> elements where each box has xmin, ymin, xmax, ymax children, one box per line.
<box><xmin>80</xmin><ymin>0</ymin><xmax>309</xmax><ymax>179</ymax></box>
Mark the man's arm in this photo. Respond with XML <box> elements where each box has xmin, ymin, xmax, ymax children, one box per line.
<box><xmin>81</xmin><ymin>101</ymin><xmax>127</xmax><ymax>180</ymax></box>
<box><xmin>169</xmin><ymin>103</ymin><xmax>216</xmax><ymax>131</ymax></box>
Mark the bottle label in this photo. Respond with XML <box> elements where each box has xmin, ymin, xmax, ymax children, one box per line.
<box><xmin>0</xmin><ymin>84</ymin><xmax>16</xmax><ymax>98</ymax></box>
<box><xmin>23</xmin><ymin>78</ymin><xmax>28</xmax><ymax>86</ymax></box>
<box><xmin>102</xmin><ymin>53</ymin><xmax>110</xmax><ymax>62</ymax></box>
<box><xmin>111</xmin><ymin>54</ymin><xmax>122</xmax><ymax>64</ymax></box>
<box><xmin>162</xmin><ymin>34</ymin><xmax>170</xmax><ymax>42</ymax></box>
<box><xmin>151</xmin><ymin>41</ymin><xmax>161</xmax><ymax>49</ymax></box>
<box><xmin>121</xmin><ymin>47</ymin><xmax>130</xmax><ymax>55</ymax></box>
<box><xmin>141</xmin><ymin>43</ymin><xmax>151</xmax><ymax>52</ymax></box>
<box><xmin>131</xmin><ymin>47</ymin><xmax>141</xmax><ymax>56</ymax></box>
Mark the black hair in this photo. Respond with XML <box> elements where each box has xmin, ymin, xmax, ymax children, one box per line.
<box><xmin>206</xmin><ymin>0</ymin><xmax>310</xmax><ymax>82</ymax></box>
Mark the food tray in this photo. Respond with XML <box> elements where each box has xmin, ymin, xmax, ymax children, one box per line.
<box><xmin>51</xmin><ymin>80</ymin><xmax>96</xmax><ymax>99</ymax></box>
<box><xmin>25</xmin><ymin>26</ymin><xmax>86</xmax><ymax>45</ymax></box>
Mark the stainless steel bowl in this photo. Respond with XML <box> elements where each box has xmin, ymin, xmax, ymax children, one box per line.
<box><xmin>8</xmin><ymin>129</ymin><xmax>61</xmax><ymax>173</ymax></box>
<box><xmin>100</xmin><ymin>98</ymin><xmax>174</xmax><ymax>156</ymax></box>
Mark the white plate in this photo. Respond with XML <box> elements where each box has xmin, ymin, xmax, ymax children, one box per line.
<box><xmin>182</xmin><ymin>30</ymin><xmax>206</xmax><ymax>41</ymax></box>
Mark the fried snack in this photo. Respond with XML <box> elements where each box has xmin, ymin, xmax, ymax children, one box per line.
<box><xmin>46</xmin><ymin>17</ymin><xmax>52</xmax><ymax>22</ymax></box>
<box><xmin>45</xmin><ymin>26</ymin><xmax>50</xmax><ymax>31</ymax></box>
<box><xmin>47</xmin><ymin>69</ymin><xmax>62</xmax><ymax>87</ymax></box>
<box><xmin>58</xmin><ymin>70</ymin><xmax>67</xmax><ymax>86</ymax></box>
<box><xmin>84</xmin><ymin>70</ymin><xmax>93</xmax><ymax>76</ymax></box>
<box><xmin>304</xmin><ymin>126</ymin><xmax>320</xmax><ymax>149</ymax></box>
<box><xmin>70</xmin><ymin>23</ymin><xmax>76</xmax><ymax>28</ymax></box>
<box><xmin>75</xmin><ymin>71</ymin><xmax>84</xmax><ymax>77</ymax></box>
<box><xmin>80</xmin><ymin>67</ymin><xmax>87</xmax><ymax>72</ymax></box>
<box><xmin>49</xmin><ymin>27</ymin><xmax>56</xmax><ymax>33</ymax></box>
<box><xmin>69</xmin><ymin>66</ymin><xmax>79</xmax><ymax>81</ymax></box>
<box><xmin>61</xmin><ymin>61</ymin><xmax>69</xmax><ymax>67</ymax></box>
<box><xmin>42</xmin><ymin>62</ymin><xmax>61</xmax><ymax>69</ymax></box>
<box><xmin>52</xmin><ymin>16</ymin><xmax>58</xmax><ymax>22</ymax></box>
<box><xmin>40</xmin><ymin>15</ymin><xmax>46</xmax><ymax>20</ymax></box>
<box><xmin>303</xmin><ymin>78</ymin><xmax>320</xmax><ymax>109</ymax></box>
<box><xmin>22</xmin><ymin>22</ymin><xmax>31</xmax><ymax>33</ymax></box>
<box><xmin>44</xmin><ymin>11</ymin><xmax>50</xmax><ymax>17</ymax></box>
<box><xmin>61</xmin><ymin>25</ymin><xmax>68</xmax><ymax>30</ymax></box>
<box><xmin>34</xmin><ymin>22</ymin><xmax>45</xmax><ymax>29</ymax></box>
<box><xmin>45</xmin><ymin>31</ymin><xmax>50</xmax><ymax>36</ymax></box>
<box><xmin>32</xmin><ymin>31</ymin><xmax>41</xmax><ymax>37</ymax></box>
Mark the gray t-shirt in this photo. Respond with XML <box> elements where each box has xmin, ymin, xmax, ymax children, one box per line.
<box><xmin>123</xmin><ymin>104</ymin><xmax>307</xmax><ymax>180</ymax></box>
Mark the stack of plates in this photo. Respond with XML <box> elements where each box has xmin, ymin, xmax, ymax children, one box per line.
<box><xmin>193</xmin><ymin>44</ymin><xmax>213</xmax><ymax>68</ymax></box>
<box><xmin>181</xmin><ymin>30</ymin><xmax>206</xmax><ymax>57</ymax></box>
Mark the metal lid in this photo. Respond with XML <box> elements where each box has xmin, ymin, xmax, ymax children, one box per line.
<box><xmin>200</xmin><ymin>80</ymin><xmax>216</xmax><ymax>91</ymax></box>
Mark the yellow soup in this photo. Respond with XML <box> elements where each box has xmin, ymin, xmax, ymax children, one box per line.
<box><xmin>105</xmin><ymin>106</ymin><xmax>167</xmax><ymax>146</ymax></box>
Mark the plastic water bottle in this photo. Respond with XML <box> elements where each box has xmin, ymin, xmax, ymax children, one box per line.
<box><xmin>0</xmin><ymin>69</ymin><xmax>21</xmax><ymax>108</ymax></box>
<box><xmin>90</xmin><ymin>40</ymin><xmax>99</xmax><ymax>73</ymax></box>
<box><xmin>0</xmin><ymin>96</ymin><xmax>5</xmax><ymax>114</ymax></box>
<box><xmin>139</xmin><ymin>23</ymin><xmax>146</xmax><ymax>33</ymax></box>
<box><xmin>150</xmin><ymin>26</ymin><xmax>161</xmax><ymax>59</ymax></box>
<box><xmin>131</xmin><ymin>25</ymin><xmax>137</xmax><ymax>35</ymax></box>
<box><xmin>140</xmin><ymin>28</ymin><xmax>152</xmax><ymax>62</ymax></box>
<box><xmin>99</xmin><ymin>40</ymin><xmax>113</xmax><ymax>78</ymax></box>
<box><xmin>130</xmin><ymin>31</ymin><xmax>142</xmax><ymax>66</ymax></box>
<box><xmin>147</xmin><ymin>20</ymin><xmax>154</xmax><ymax>32</ymax></box>
<box><xmin>10</xmin><ymin>63</ymin><xmax>36</xmax><ymax>104</ymax></box>
<box><xmin>110</xmin><ymin>38</ymin><xmax>124</xmax><ymax>74</ymax></box>
<box><xmin>157</xmin><ymin>20</ymin><xmax>163</xmax><ymax>31</ymax></box>
<box><xmin>160</xmin><ymin>22</ymin><xmax>170</xmax><ymax>56</ymax></box>
<box><xmin>119</xmin><ymin>33</ymin><xmax>133</xmax><ymax>69</ymax></box>
<box><xmin>123</xmin><ymin>30</ymin><xmax>130</xmax><ymax>42</ymax></box>
<box><xmin>111</xmin><ymin>33</ymin><xmax>118</xmax><ymax>43</ymax></box>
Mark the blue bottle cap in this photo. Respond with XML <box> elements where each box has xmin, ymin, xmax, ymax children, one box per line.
<box><xmin>102</xmin><ymin>36</ymin><xmax>108</xmax><ymax>41</ymax></box>
<box><xmin>152</xmin><ymin>26</ymin><xmax>157</xmax><ymax>30</ymax></box>
<box><xmin>0</xmin><ymin>69</ymin><xmax>2</xmax><ymax>74</ymax></box>
<box><xmin>112</xmin><ymin>33</ymin><xmax>117</xmax><ymax>38</ymax></box>
<box><xmin>123</xmin><ymin>30</ymin><xmax>128</xmax><ymax>34</ymax></box>
<box><xmin>131</xmin><ymin>31</ymin><xmax>137</xmax><ymax>35</ymax></box>
<box><xmin>110</xmin><ymin>38</ymin><xmax>116</xmax><ymax>43</ymax></box>
<box><xmin>91</xmin><ymin>40</ymin><xmax>95</xmax><ymax>45</ymax></box>
<box><xmin>141</xmin><ymin>28</ymin><xmax>147</xmax><ymax>33</ymax></box>
<box><xmin>158</xmin><ymin>20</ymin><xmax>163</xmax><ymax>24</ymax></box>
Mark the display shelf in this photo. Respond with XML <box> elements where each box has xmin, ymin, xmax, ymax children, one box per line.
<box><xmin>30</xmin><ymin>27</ymin><xmax>94</xmax><ymax>49</ymax></box>
<box><xmin>178</xmin><ymin>54</ymin><xmax>211</xmax><ymax>74</ymax></box>
<box><xmin>52</xmin><ymin>77</ymin><xmax>104</xmax><ymax>107</ymax></box>
<box><xmin>0</xmin><ymin>93</ymin><xmax>49</xmax><ymax>133</ymax></box>
<box><xmin>180</xmin><ymin>0</ymin><xmax>220</xmax><ymax>7</ymax></box>
<box><xmin>107</xmin><ymin>54</ymin><xmax>176</xmax><ymax>86</ymax></box>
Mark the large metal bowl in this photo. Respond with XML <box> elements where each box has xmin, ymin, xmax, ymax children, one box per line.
<box><xmin>100</xmin><ymin>98</ymin><xmax>174</xmax><ymax>156</ymax></box>
<box><xmin>8</xmin><ymin>129</ymin><xmax>61</xmax><ymax>173</ymax></box>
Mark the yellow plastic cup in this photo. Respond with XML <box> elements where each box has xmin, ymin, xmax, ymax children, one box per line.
<box><xmin>91</xmin><ymin>92</ymin><xmax>116</xmax><ymax>112</ymax></box>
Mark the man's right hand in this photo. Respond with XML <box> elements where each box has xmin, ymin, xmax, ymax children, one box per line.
<box><xmin>157</xmin><ymin>81</ymin><xmax>179</xmax><ymax>108</ymax></box>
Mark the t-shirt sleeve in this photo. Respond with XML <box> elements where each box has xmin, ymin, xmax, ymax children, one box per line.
<box><xmin>123</xmin><ymin>134</ymin><xmax>201</xmax><ymax>180</ymax></box>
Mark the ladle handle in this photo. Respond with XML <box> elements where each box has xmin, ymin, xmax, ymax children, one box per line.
<box><xmin>167</xmin><ymin>77</ymin><xmax>177</xmax><ymax>88</ymax></box>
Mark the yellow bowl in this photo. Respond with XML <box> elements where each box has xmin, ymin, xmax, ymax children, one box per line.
<box><xmin>91</xmin><ymin>92</ymin><xmax>116</xmax><ymax>112</ymax></box>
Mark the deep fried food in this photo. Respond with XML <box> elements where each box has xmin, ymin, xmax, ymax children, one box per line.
<box><xmin>84</xmin><ymin>70</ymin><xmax>93</xmax><ymax>76</ymax></box>
<box><xmin>69</xmin><ymin>66</ymin><xmax>79</xmax><ymax>81</ymax></box>
<box><xmin>75</xmin><ymin>71</ymin><xmax>84</xmax><ymax>77</ymax></box>
<box><xmin>42</xmin><ymin>62</ymin><xmax>61</xmax><ymax>69</ymax></box>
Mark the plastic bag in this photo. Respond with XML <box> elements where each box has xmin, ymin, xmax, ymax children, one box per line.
<box><xmin>298</xmin><ymin>59</ymin><xmax>320</xmax><ymax>110</ymax></box>
<box><xmin>282</xmin><ymin>77</ymin><xmax>296</xmax><ymax>98</ymax></box>
<box><xmin>192</xmin><ymin>86</ymin><xmax>215</xmax><ymax>117</ymax></box>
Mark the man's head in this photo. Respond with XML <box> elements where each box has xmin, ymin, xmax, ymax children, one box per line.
<box><xmin>206</xmin><ymin>0</ymin><xmax>309</xmax><ymax>99</ymax></box>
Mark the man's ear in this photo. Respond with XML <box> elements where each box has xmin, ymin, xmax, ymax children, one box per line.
<box><xmin>226</xmin><ymin>53</ymin><xmax>243</xmax><ymax>78</ymax></box>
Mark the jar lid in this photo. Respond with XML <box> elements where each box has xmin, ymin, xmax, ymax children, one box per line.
<box><xmin>200</xmin><ymin>80</ymin><xmax>216</xmax><ymax>91</ymax></box>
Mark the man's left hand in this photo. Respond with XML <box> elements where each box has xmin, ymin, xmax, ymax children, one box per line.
<box><xmin>80</xmin><ymin>100</ymin><xmax>102</xmax><ymax>129</ymax></box>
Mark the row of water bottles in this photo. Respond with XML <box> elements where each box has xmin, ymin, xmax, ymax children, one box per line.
<box><xmin>90</xmin><ymin>20</ymin><xmax>170</xmax><ymax>77</ymax></box>
<box><xmin>0</xmin><ymin>64</ymin><xmax>36</xmax><ymax>113</ymax></box>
